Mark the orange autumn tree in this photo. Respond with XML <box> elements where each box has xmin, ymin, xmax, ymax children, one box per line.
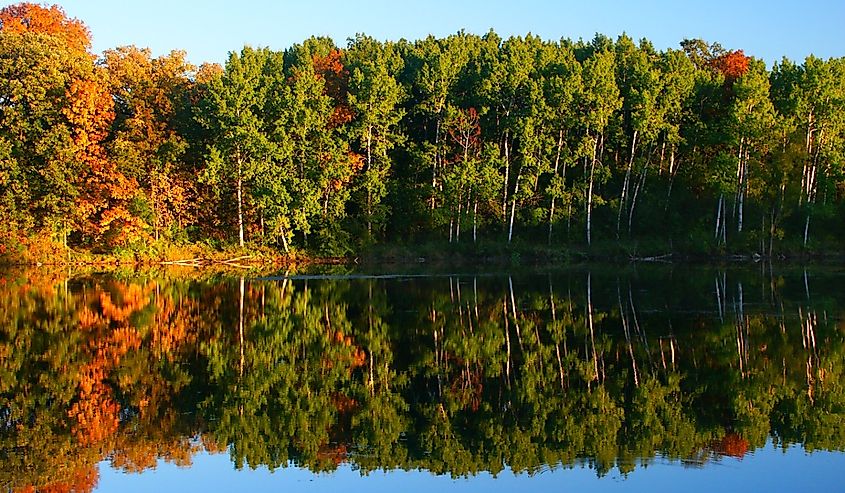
<box><xmin>104</xmin><ymin>46</ymin><xmax>196</xmax><ymax>241</ymax></box>
<box><xmin>710</xmin><ymin>49</ymin><xmax>750</xmax><ymax>82</ymax></box>
<box><xmin>0</xmin><ymin>2</ymin><xmax>90</xmax><ymax>52</ymax></box>
<box><xmin>0</xmin><ymin>3</ymin><xmax>94</xmax><ymax>251</ymax></box>
<box><xmin>1</xmin><ymin>2</ymin><xmax>144</xmax><ymax>249</ymax></box>
<box><xmin>313</xmin><ymin>49</ymin><xmax>354</xmax><ymax>128</ymax></box>
<box><xmin>66</xmin><ymin>72</ymin><xmax>146</xmax><ymax>247</ymax></box>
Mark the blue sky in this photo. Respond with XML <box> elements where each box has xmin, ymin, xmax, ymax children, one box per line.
<box><xmin>4</xmin><ymin>0</ymin><xmax>844</xmax><ymax>66</ymax></box>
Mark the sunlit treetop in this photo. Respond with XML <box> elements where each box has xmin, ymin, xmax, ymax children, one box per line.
<box><xmin>710</xmin><ymin>49</ymin><xmax>750</xmax><ymax>81</ymax></box>
<box><xmin>0</xmin><ymin>2</ymin><xmax>91</xmax><ymax>53</ymax></box>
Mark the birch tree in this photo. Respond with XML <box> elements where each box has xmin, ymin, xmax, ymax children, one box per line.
<box><xmin>580</xmin><ymin>46</ymin><xmax>621</xmax><ymax>245</ymax></box>
<box><xmin>346</xmin><ymin>35</ymin><xmax>405</xmax><ymax>239</ymax></box>
<box><xmin>198</xmin><ymin>47</ymin><xmax>274</xmax><ymax>247</ymax></box>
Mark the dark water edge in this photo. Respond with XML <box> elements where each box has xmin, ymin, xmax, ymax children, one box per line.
<box><xmin>2</xmin><ymin>263</ymin><xmax>844</xmax><ymax>491</ymax></box>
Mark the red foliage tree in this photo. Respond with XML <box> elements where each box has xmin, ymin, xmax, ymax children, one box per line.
<box><xmin>0</xmin><ymin>2</ymin><xmax>91</xmax><ymax>52</ymax></box>
<box><xmin>65</xmin><ymin>75</ymin><xmax>146</xmax><ymax>246</ymax></box>
<box><xmin>313</xmin><ymin>49</ymin><xmax>354</xmax><ymax>127</ymax></box>
<box><xmin>710</xmin><ymin>49</ymin><xmax>750</xmax><ymax>82</ymax></box>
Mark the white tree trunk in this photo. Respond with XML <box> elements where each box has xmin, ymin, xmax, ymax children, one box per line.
<box><xmin>617</xmin><ymin>129</ymin><xmax>637</xmax><ymax>238</ymax></box>
<box><xmin>586</xmin><ymin>135</ymin><xmax>599</xmax><ymax>246</ymax></box>
<box><xmin>736</xmin><ymin>137</ymin><xmax>745</xmax><ymax>233</ymax></box>
<box><xmin>502</xmin><ymin>133</ymin><xmax>510</xmax><ymax>219</ymax></box>
<box><xmin>507</xmin><ymin>165</ymin><xmax>522</xmax><ymax>244</ymax></box>
<box><xmin>549</xmin><ymin>129</ymin><xmax>564</xmax><ymax>245</ymax></box>
<box><xmin>715</xmin><ymin>194</ymin><xmax>723</xmax><ymax>242</ymax></box>
<box><xmin>628</xmin><ymin>162</ymin><xmax>647</xmax><ymax>234</ymax></box>
<box><xmin>473</xmin><ymin>198</ymin><xmax>478</xmax><ymax>243</ymax></box>
<box><xmin>456</xmin><ymin>192</ymin><xmax>462</xmax><ymax>242</ymax></box>
<box><xmin>237</xmin><ymin>156</ymin><xmax>245</xmax><ymax>248</ymax></box>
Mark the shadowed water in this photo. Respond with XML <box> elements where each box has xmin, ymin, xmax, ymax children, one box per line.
<box><xmin>1</xmin><ymin>264</ymin><xmax>844</xmax><ymax>491</ymax></box>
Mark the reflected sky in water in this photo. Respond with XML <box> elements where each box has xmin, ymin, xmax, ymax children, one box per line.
<box><xmin>97</xmin><ymin>441</ymin><xmax>841</xmax><ymax>492</ymax></box>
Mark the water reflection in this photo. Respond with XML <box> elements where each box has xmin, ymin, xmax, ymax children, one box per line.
<box><xmin>1</xmin><ymin>266</ymin><xmax>843</xmax><ymax>491</ymax></box>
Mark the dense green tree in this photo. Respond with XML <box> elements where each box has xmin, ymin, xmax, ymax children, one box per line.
<box><xmin>579</xmin><ymin>44</ymin><xmax>621</xmax><ymax>245</ymax></box>
<box><xmin>541</xmin><ymin>41</ymin><xmax>583</xmax><ymax>243</ymax></box>
<box><xmin>0</xmin><ymin>32</ymin><xmax>89</xmax><ymax>242</ymax></box>
<box><xmin>345</xmin><ymin>35</ymin><xmax>406</xmax><ymax>239</ymax></box>
<box><xmin>197</xmin><ymin>47</ymin><xmax>276</xmax><ymax>247</ymax></box>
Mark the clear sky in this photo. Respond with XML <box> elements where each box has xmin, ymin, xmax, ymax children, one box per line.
<box><xmin>3</xmin><ymin>0</ymin><xmax>844</xmax><ymax>66</ymax></box>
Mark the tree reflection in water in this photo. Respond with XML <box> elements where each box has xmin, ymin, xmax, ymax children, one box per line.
<box><xmin>1</xmin><ymin>266</ymin><xmax>843</xmax><ymax>491</ymax></box>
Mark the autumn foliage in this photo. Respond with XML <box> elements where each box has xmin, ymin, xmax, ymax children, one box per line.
<box><xmin>1</xmin><ymin>1</ymin><xmax>844</xmax><ymax>261</ymax></box>
<box><xmin>0</xmin><ymin>2</ymin><xmax>90</xmax><ymax>52</ymax></box>
<box><xmin>710</xmin><ymin>49</ymin><xmax>750</xmax><ymax>81</ymax></box>
<box><xmin>65</xmin><ymin>76</ymin><xmax>145</xmax><ymax>247</ymax></box>
<box><xmin>71</xmin><ymin>284</ymin><xmax>148</xmax><ymax>445</ymax></box>
<box><xmin>711</xmin><ymin>432</ymin><xmax>750</xmax><ymax>458</ymax></box>
<box><xmin>313</xmin><ymin>49</ymin><xmax>354</xmax><ymax>127</ymax></box>
<box><xmin>15</xmin><ymin>465</ymin><xmax>99</xmax><ymax>493</ymax></box>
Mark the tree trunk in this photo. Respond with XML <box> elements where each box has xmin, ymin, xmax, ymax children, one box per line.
<box><xmin>507</xmin><ymin>164</ymin><xmax>522</xmax><ymax>244</ymax></box>
<box><xmin>456</xmin><ymin>191</ymin><xmax>462</xmax><ymax>242</ymax></box>
<box><xmin>658</xmin><ymin>138</ymin><xmax>666</xmax><ymax>175</ymax></box>
<box><xmin>804</xmin><ymin>214</ymin><xmax>811</xmax><ymax>247</ymax></box>
<box><xmin>800</xmin><ymin>111</ymin><xmax>814</xmax><ymax>205</ymax></box>
<box><xmin>152</xmin><ymin>175</ymin><xmax>160</xmax><ymax>242</ymax></box>
<box><xmin>237</xmin><ymin>155</ymin><xmax>245</xmax><ymax>248</ymax></box>
<box><xmin>739</xmin><ymin>149</ymin><xmax>747</xmax><ymax>233</ymax></box>
<box><xmin>366</xmin><ymin>126</ymin><xmax>373</xmax><ymax>236</ymax></box>
<box><xmin>432</xmin><ymin>118</ymin><xmax>440</xmax><ymax>210</ymax></box>
<box><xmin>280</xmin><ymin>225</ymin><xmax>290</xmax><ymax>253</ymax></box>
<box><xmin>586</xmin><ymin>134</ymin><xmax>600</xmax><ymax>246</ymax></box>
<box><xmin>367</xmin><ymin>189</ymin><xmax>372</xmax><ymax>237</ymax></box>
<box><xmin>715</xmin><ymin>193</ymin><xmax>723</xmax><ymax>244</ymax></box>
<box><xmin>549</xmin><ymin>129</ymin><xmax>564</xmax><ymax>245</ymax></box>
<box><xmin>238</xmin><ymin>276</ymin><xmax>245</xmax><ymax>378</ymax></box>
<box><xmin>617</xmin><ymin>129</ymin><xmax>637</xmax><ymax>239</ymax></box>
<box><xmin>736</xmin><ymin>137</ymin><xmax>745</xmax><ymax>233</ymax></box>
<box><xmin>502</xmin><ymin>132</ymin><xmax>510</xmax><ymax>219</ymax></box>
<box><xmin>628</xmin><ymin>160</ymin><xmax>647</xmax><ymax>235</ymax></box>
<box><xmin>664</xmin><ymin>146</ymin><xmax>677</xmax><ymax>212</ymax></box>
<box><xmin>472</xmin><ymin>197</ymin><xmax>478</xmax><ymax>243</ymax></box>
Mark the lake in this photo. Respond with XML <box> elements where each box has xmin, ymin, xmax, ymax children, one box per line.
<box><xmin>2</xmin><ymin>264</ymin><xmax>844</xmax><ymax>491</ymax></box>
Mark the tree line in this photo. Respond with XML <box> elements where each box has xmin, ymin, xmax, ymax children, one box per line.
<box><xmin>2</xmin><ymin>268</ymin><xmax>844</xmax><ymax>490</ymax></box>
<box><xmin>1</xmin><ymin>3</ymin><xmax>844</xmax><ymax>259</ymax></box>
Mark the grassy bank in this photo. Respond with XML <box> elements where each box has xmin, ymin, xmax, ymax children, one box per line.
<box><xmin>2</xmin><ymin>233</ymin><xmax>844</xmax><ymax>270</ymax></box>
<box><xmin>0</xmin><ymin>235</ymin><xmax>303</xmax><ymax>269</ymax></box>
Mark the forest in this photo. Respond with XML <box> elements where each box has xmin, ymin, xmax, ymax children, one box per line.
<box><xmin>2</xmin><ymin>267</ymin><xmax>844</xmax><ymax>491</ymax></box>
<box><xmin>0</xmin><ymin>3</ymin><xmax>844</xmax><ymax>263</ymax></box>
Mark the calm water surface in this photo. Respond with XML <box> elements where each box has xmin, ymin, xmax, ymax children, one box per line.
<box><xmin>2</xmin><ymin>264</ymin><xmax>843</xmax><ymax>491</ymax></box>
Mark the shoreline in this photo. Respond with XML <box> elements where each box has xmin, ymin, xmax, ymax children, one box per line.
<box><xmin>3</xmin><ymin>243</ymin><xmax>845</xmax><ymax>270</ymax></box>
